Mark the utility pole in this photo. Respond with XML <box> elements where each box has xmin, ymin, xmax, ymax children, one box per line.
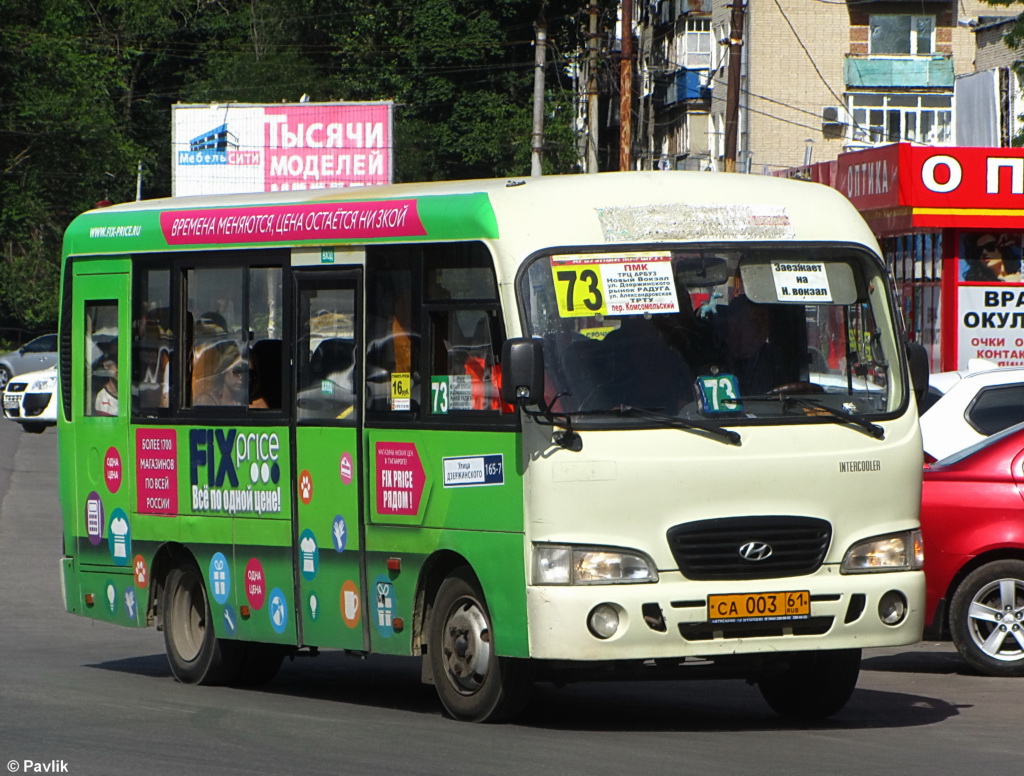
<box><xmin>587</xmin><ymin>4</ymin><xmax>600</xmax><ymax>173</ymax></box>
<box><xmin>531</xmin><ymin>23</ymin><xmax>547</xmax><ymax>177</ymax></box>
<box><xmin>619</xmin><ymin>0</ymin><xmax>633</xmax><ymax>171</ymax></box>
<box><xmin>723</xmin><ymin>0</ymin><xmax>745</xmax><ymax>173</ymax></box>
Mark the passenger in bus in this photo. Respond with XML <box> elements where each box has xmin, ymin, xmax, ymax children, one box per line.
<box><xmin>94</xmin><ymin>342</ymin><xmax>118</xmax><ymax>416</ymax></box>
<box><xmin>193</xmin><ymin>341</ymin><xmax>247</xmax><ymax>406</ymax></box>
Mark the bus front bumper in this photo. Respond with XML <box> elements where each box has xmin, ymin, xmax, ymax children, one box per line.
<box><xmin>525</xmin><ymin>568</ymin><xmax>925</xmax><ymax>662</ymax></box>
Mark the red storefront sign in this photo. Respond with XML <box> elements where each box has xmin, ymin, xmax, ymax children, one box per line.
<box><xmin>834</xmin><ymin>144</ymin><xmax>1024</xmax><ymax>234</ymax></box>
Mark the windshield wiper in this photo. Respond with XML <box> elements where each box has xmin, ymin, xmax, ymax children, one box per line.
<box><xmin>618</xmin><ymin>405</ymin><xmax>742</xmax><ymax>446</ymax></box>
<box><xmin>781</xmin><ymin>397</ymin><xmax>885</xmax><ymax>440</ymax></box>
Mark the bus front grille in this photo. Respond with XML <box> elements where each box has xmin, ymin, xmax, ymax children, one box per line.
<box><xmin>666</xmin><ymin>516</ymin><xmax>831</xmax><ymax>580</ymax></box>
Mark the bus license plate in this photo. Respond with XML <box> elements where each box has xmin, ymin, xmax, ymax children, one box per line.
<box><xmin>708</xmin><ymin>591</ymin><xmax>810</xmax><ymax>623</ymax></box>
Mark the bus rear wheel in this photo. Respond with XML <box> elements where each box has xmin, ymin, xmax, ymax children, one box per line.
<box><xmin>162</xmin><ymin>560</ymin><xmax>241</xmax><ymax>685</ymax></box>
<box><xmin>757</xmin><ymin>649</ymin><xmax>861</xmax><ymax>720</ymax></box>
<box><xmin>428</xmin><ymin>569</ymin><xmax>532</xmax><ymax>722</ymax></box>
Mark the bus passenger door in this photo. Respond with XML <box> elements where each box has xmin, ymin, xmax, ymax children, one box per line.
<box><xmin>69</xmin><ymin>265</ymin><xmax>134</xmax><ymax>617</ymax></box>
<box><xmin>292</xmin><ymin>269</ymin><xmax>367</xmax><ymax>651</ymax></box>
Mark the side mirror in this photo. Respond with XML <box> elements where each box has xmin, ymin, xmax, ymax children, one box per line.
<box><xmin>500</xmin><ymin>338</ymin><xmax>544</xmax><ymax>406</ymax></box>
<box><xmin>906</xmin><ymin>340</ymin><xmax>929</xmax><ymax>407</ymax></box>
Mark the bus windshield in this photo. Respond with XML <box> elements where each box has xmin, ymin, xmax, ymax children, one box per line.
<box><xmin>521</xmin><ymin>244</ymin><xmax>902</xmax><ymax>425</ymax></box>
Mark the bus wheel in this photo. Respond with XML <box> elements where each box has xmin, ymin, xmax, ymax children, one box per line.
<box><xmin>950</xmin><ymin>560</ymin><xmax>1024</xmax><ymax>676</ymax></box>
<box><xmin>757</xmin><ymin>649</ymin><xmax>861</xmax><ymax>720</ymax></box>
<box><xmin>428</xmin><ymin>569</ymin><xmax>533</xmax><ymax>722</ymax></box>
<box><xmin>162</xmin><ymin>561</ymin><xmax>240</xmax><ymax>685</ymax></box>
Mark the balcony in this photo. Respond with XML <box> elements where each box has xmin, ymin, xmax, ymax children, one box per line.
<box><xmin>656</xmin><ymin>68</ymin><xmax>712</xmax><ymax>106</ymax></box>
<box><xmin>844</xmin><ymin>55</ymin><xmax>954</xmax><ymax>89</ymax></box>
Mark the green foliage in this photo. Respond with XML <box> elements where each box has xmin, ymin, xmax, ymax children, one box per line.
<box><xmin>0</xmin><ymin>0</ymin><xmax>596</xmax><ymax>334</ymax></box>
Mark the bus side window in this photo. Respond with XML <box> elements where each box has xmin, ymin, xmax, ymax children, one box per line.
<box><xmin>186</xmin><ymin>267</ymin><xmax>245</xmax><ymax>407</ymax></box>
<box><xmin>132</xmin><ymin>267</ymin><xmax>173</xmax><ymax>413</ymax></box>
<box><xmin>423</xmin><ymin>244</ymin><xmax>506</xmax><ymax>415</ymax></box>
<box><xmin>366</xmin><ymin>266</ymin><xmax>420</xmax><ymax>414</ymax></box>
<box><xmin>85</xmin><ymin>301</ymin><xmax>119</xmax><ymax>417</ymax></box>
<box><xmin>428</xmin><ymin>309</ymin><xmax>503</xmax><ymax>412</ymax></box>
<box><xmin>247</xmin><ymin>267</ymin><xmax>283</xmax><ymax>410</ymax></box>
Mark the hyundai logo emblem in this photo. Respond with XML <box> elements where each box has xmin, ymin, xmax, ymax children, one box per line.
<box><xmin>738</xmin><ymin>541</ymin><xmax>773</xmax><ymax>561</ymax></box>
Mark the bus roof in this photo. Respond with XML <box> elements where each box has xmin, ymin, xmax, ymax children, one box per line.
<box><xmin>62</xmin><ymin>171</ymin><xmax>880</xmax><ymax>261</ymax></box>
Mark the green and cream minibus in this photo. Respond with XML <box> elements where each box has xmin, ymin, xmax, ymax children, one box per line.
<box><xmin>58</xmin><ymin>171</ymin><xmax>925</xmax><ymax>722</ymax></box>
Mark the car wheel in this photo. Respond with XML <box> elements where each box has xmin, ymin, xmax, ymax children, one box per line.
<box><xmin>758</xmin><ymin>649</ymin><xmax>861</xmax><ymax>720</ymax></box>
<box><xmin>0</xmin><ymin>366</ymin><xmax>10</xmax><ymax>390</ymax></box>
<box><xmin>950</xmin><ymin>560</ymin><xmax>1024</xmax><ymax>676</ymax></box>
<box><xmin>428</xmin><ymin>568</ymin><xmax>533</xmax><ymax>722</ymax></box>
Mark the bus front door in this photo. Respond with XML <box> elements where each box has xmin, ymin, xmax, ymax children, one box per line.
<box><xmin>292</xmin><ymin>269</ymin><xmax>368</xmax><ymax>651</ymax></box>
<box><xmin>68</xmin><ymin>264</ymin><xmax>136</xmax><ymax>622</ymax></box>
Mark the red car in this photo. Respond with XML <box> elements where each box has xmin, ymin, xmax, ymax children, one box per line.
<box><xmin>922</xmin><ymin>423</ymin><xmax>1024</xmax><ymax>675</ymax></box>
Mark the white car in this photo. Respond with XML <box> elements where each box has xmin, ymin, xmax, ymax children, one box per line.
<box><xmin>919</xmin><ymin>360</ymin><xmax>1024</xmax><ymax>461</ymax></box>
<box><xmin>2</xmin><ymin>366</ymin><xmax>57</xmax><ymax>433</ymax></box>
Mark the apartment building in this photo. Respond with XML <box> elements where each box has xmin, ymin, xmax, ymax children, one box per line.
<box><xmin>633</xmin><ymin>0</ymin><xmax>1023</xmax><ymax>172</ymax></box>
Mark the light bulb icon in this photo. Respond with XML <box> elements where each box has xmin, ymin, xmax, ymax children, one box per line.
<box><xmin>106</xmin><ymin>584</ymin><xmax>116</xmax><ymax>611</ymax></box>
<box><xmin>310</xmin><ymin>594</ymin><xmax>319</xmax><ymax>619</ymax></box>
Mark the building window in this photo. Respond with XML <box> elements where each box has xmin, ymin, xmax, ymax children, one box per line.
<box><xmin>677</xmin><ymin>18</ymin><xmax>711</xmax><ymax>70</ymax></box>
<box><xmin>869</xmin><ymin>15</ymin><xmax>934</xmax><ymax>56</ymax></box>
<box><xmin>848</xmin><ymin>93</ymin><xmax>952</xmax><ymax>145</ymax></box>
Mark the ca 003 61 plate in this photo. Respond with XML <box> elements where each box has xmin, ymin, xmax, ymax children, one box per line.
<box><xmin>707</xmin><ymin>591</ymin><xmax>810</xmax><ymax>623</ymax></box>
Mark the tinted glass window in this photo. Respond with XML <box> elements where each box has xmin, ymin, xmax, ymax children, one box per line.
<box><xmin>967</xmin><ymin>384</ymin><xmax>1024</xmax><ymax>436</ymax></box>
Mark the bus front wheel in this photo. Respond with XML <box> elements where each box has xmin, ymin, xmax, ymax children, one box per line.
<box><xmin>757</xmin><ymin>649</ymin><xmax>861</xmax><ymax>720</ymax></box>
<box><xmin>162</xmin><ymin>561</ymin><xmax>240</xmax><ymax>685</ymax></box>
<box><xmin>428</xmin><ymin>569</ymin><xmax>532</xmax><ymax>722</ymax></box>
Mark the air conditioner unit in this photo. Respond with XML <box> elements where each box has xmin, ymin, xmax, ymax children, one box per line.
<box><xmin>822</xmin><ymin>106</ymin><xmax>845</xmax><ymax>126</ymax></box>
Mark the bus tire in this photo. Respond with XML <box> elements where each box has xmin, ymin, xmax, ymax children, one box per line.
<box><xmin>757</xmin><ymin>649</ymin><xmax>861</xmax><ymax>720</ymax></box>
<box><xmin>949</xmin><ymin>560</ymin><xmax>1024</xmax><ymax>676</ymax></box>
<box><xmin>162</xmin><ymin>561</ymin><xmax>241</xmax><ymax>685</ymax></box>
<box><xmin>428</xmin><ymin>569</ymin><xmax>533</xmax><ymax>722</ymax></box>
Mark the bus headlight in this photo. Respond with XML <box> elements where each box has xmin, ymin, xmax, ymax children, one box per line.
<box><xmin>840</xmin><ymin>530</ymin><xmax>924</xmax><ymax>573</ymax></box>
<box><xmin>533</xmin><ymin>544</ymin><xmax>659</xmax><ymax>585</ymax></box>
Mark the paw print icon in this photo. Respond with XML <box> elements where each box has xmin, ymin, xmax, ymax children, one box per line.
<box><xmin>299</xmin><ymin>470</ymin><xmax>314</xmax><ymax>505</ymax></box>
<box><xmin>133</xmin><ymin>555</ymin><xmax>148</xmax><ymax>587</ymax></box>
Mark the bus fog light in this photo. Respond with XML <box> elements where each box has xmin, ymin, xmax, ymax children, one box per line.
<box><xmin>588</xmin><ymin>604</ymin><xmax>620</xmax><ymax>639</ymax></box>
<box><xmin>878</xmin><ymin>590</ymin><xmax>908</xmax><ymax>625</ymax></box>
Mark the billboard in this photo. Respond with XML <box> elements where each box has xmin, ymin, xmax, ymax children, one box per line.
<box><xmin>172</xmin><ymin>102</ymin><xmax>393</xmax><ymax>196</ymax></box>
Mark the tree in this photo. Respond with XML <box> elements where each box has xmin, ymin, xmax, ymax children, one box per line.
<box><xmin>0</xmin><ymin>0</ymin><xmax>599</xmax><ymax>337</ymax></box>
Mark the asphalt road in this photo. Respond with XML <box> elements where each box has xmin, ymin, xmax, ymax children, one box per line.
<box><xmin>0</xmin><ymin>416</ymin><xmax>1019</xmax><ymax>776</ymax></box>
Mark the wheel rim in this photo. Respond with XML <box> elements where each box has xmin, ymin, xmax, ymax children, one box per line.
<box><xmin>0</xmin><ymin>369</ymin><xmax>8</xmax><ymax>390</ymax></box>
<box><xmin>440</xmin><ymin>596</ymin><xmax>492</xmax><ymax>695</ymax></box>
<box><xmin>966</xmin><ymin>577</ymin><xmax>1024</xmax><ymax>662</ymax></box>
<box><xmin>168</xmin><ymin>572</ymin><xmax>207</xmax><ymax>663</ymax></box>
